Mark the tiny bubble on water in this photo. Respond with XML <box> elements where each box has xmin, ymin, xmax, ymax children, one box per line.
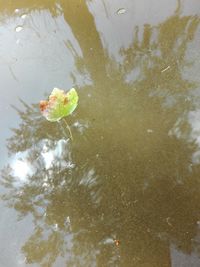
<box><xmin>15</xmin><ymin>26</ymin><xmax>23</xmax><ymax>32</ymax></box>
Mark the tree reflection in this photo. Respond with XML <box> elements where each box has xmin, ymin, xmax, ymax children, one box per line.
<box><xmin>1</xmin><ymin>1</ymin><xmax>200</xmax><ymax>266</ymax></box>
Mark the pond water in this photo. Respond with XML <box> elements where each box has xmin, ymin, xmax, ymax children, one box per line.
<box><xmin>1</xmin><ymin>0</ymin><xmax>200</xmax><ymax>266</ymax></box>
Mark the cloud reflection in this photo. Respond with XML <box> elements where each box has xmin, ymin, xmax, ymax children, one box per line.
<box><xmin>12</xmin><ymin>159</ymin><xmax>30</xmax><ymax>181</ymax></box>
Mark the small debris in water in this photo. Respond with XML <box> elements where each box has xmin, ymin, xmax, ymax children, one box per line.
<box><xmin>42</xmin><ymin>182</ymin><xmax>48</xmax><ymax>188</ymax></box>
<box><xmin>117</xmin><ymin>8</ymin><xmax>126</xmax><ymax>15</ymax></box>
<box><xmin>102</xmin><ymin>238</ymin><xmax>114</xmax><ymax>245</ymax></box>
<box><xmin>161</xmin><ymin>66</ymin><xmax>170</xmax><ymax>73</ymax></box>
<box><xmin>14</xmin><ymin>8</ymin><xmax>20</xmax><ymax>13</ymax></box>
<box><xmin>147</xmin><ymin>129</ymin><xmax>153</xmax><ymax>133</ymax></box>
<box><xmin>21</xmin><ymin>14</ymin><xmax>27</xmax><ymax>19</ymax></box>
<box><xmin>114</xmin><ymin>239</ymin><xmax>120</xmax><ymax>246</ymax></box>
<box><xmin>65</xmin><ymin>216</ymin><xmax>72</xmax><ymax>230</ymax></box>
<box><xmin>166</xmin><ymin>217</ymin><xmax>172</xmax><ymax>227</ymax></box>
<box><xmin>15</xmin><ymin>26</ymin><xmax>23</xmax><ymax>32</ymax></box>
<box><xmin>185</xmin><ymin>97</ymin><xmax>191</xmax><ymax>102</ymax></box>
<box><xmin>66</xmin><ymin>216</ymin><xmax>71</xmax><ymax>224</ymax></box>
<box><xmin>53</xmin><ymin>223</ymin><xmax>58</xmax><ymax>231</ymax></box>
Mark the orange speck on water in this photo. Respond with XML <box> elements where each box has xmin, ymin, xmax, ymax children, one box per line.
<box><xmin>114</xmin><ymin>239</ymin><xmax>120</xmax><ymax>246</ymax></box>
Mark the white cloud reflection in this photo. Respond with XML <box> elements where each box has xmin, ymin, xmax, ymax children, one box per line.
<box><xmin>11</xmin><ymin>155</ymin><xmax>32</xmax><ymax>183</ymax></box>
<box><xmin>10</xmin><ymin>138</ymin><xmax>75</xmax><ymax>185</ymax></box>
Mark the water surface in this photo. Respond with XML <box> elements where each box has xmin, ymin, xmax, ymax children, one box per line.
<box><xmin>1</xmin><ymin>1</ymin><xmax>200</xmax><ymax>266</ymax></box>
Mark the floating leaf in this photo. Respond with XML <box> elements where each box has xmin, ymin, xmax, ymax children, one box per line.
<box><xmin>40</xmin><ymin>88</ymin><xmax>78</xmax><ymax>122</ymax></box>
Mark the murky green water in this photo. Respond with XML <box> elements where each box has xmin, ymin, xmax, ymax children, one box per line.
<box><xmin>1</xmin><ymin>0</ymin><xmax>200</xmax><ymax>266</ymax></box>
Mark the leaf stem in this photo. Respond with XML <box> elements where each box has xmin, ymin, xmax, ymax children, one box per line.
<box><xmin>63</xmin><ymin>118</ymin><xmax>73</xmax><ymax>141</ymax></box>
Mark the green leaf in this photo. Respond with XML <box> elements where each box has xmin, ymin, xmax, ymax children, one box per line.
<box><xmin>40</xmin><ymin>88</ymin><xmax>78</xmax><ymax>122</ymax></box>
